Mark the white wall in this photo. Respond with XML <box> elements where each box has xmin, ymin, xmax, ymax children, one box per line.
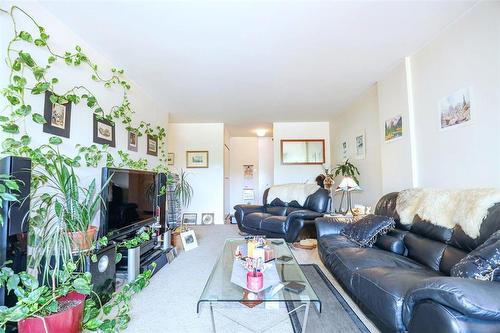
<box><xmin>167</xmin><ymin>123</ymin><xmax>225</xmax><ymax>224</ymax></box>
<box><xmin>258</xmin><ymin>137</ymin><xmax>274</xmax><ymax>201</ymax></box>
<box><xmin>410</xmin><ymin>2</ymin><xmax>500</xmax><ymax>188</ymax></box>
<box><xmin>229</xmin><ymin>137</ymin><xmax>260</xmax><ymax>210</ymax></box>
<box><xmin>0</xmin><ymin>3</ymin><xmax>168</xmax><ymax>228</ymax></box>
<box><xmin>330</xmin><ymin>85</ymin><xmax>383</xmax><ymax>207</ymax></box>
<box><xmin>377</xmin><ymin>63</ymin><xmax>414</xmax><ymax>193</ymax></box>
<box><xmin>273</xmin><ymin>122</ymin><xmax>330</xmax><ymax>185</ymax></box>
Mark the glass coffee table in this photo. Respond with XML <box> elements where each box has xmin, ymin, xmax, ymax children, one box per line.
<box><xmin>197</xmin><ymin>238</ymin><xmax>321</xmax><ymax>333</ymax></box>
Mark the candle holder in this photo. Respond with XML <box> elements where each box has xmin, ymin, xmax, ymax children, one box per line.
<box><xmin>246</xmin><ymin>271</ymin><xmax>263</xmax><ymax>291</ymax></box>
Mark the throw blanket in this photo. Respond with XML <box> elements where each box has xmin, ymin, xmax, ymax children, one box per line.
<box><xmin>267</xmin><ymin>183</ymin><xmax>320</xmax><ymax>206</ymax></box>
<box><xmin>396</xmin><ymin>188</ymin><xmax>500</xmax><ymax>238</ymax></box>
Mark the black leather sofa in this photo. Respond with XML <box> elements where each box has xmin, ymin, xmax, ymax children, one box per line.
<box><xmin>316</xmin><ymin>192</ymin><xmax>500</xmax><ymax>333</ymax></box>
<box><xmin>234</xmin><ymin>187</ymin><xmax>330</xmax><ymax>242</ymax></box>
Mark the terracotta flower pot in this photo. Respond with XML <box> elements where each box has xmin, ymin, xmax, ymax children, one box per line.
<box><xmin>18</xmin><ymin>291</ymin><xmax>86</xmax><ymax>333</ymax></box>
<box><xmin>68</xmin><ymin>226</ymin><xmax>97</xmax><ymax>252</ymax></box>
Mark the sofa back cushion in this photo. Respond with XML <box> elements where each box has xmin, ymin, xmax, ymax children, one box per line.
<box><xmin>262</xmin><ymin>187</ymin><xmax>330</xmax><ymax>214</ymax></box>
<box><xmin>404</xmin><ymin>233</ymin><xmax>447</xmax><ymax>271</ymax></box>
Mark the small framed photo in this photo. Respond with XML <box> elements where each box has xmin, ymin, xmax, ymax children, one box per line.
<box><xmin>385</xmin><ymin>115</ymin><xmax>403</xmax><ymax>142</ymax></box>
<box><xmin>182</xmin><ymin>213</ymin><xmax>197</xmax><ymax>225</ymax></box>
<box><xmin>167</xmin><ymin>153</ymin><xmax>175</xmax><ymax>165</ymax></box>
<box><xmin>147</xmin><ymin>135</ymin><xmax>158</xmax><ymax>156</ymax></box>
<box><xmin>93</xmin><ymin>114</ymin><xmax>115</xmax><ymax>147</ymax></box>
<box><xmin>180</xmin><ymin>229</ymin><xmax>198</xmax><ymax>251</ymax></box>
<box><xmin>43</xmin><ymin>91</ymin><xmax>71</xmax><ymax>138</ymax></box>
<box><xmin>341</xmin><ymin>140</ymin><xmax>348</xmax><ymax>160</ymax></box>
<box><xmin>186</xmin><ymin>151</ymin><xmax>209</xmax><ymax>168</ymax></box>
<box><xmin>127</xmin><ymin>131</ymin><xmax>138</xmax><ymax>152</ymax></box>
<box><xmin>201</xmin><ymin>213</ymin><xmax>214</xmax><ymax>225</ymax></box>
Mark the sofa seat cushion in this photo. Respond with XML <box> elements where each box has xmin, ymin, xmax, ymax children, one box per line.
<box><xmin>352</xmin><ymin>267</ymin><xmax>442</xmax><ymax>332</ymax></box>
<box><xmin>260</xmin><ymin>216</ymin><xmax>287</xmax><ymax>234</ymax></box>
<box><xmin>323</xmin><ymin>247</ymin><xmax>425</xmax><ymax>292</ymax></box>
<box><xmin>318</xmin><ymin>235</ymin><xmax>359</xmax><ymax>257</ymax></box>
<box><xmin>243</xmin><ymin>212</ymin><xmax>273</xmax><ymax>230</ymax></box>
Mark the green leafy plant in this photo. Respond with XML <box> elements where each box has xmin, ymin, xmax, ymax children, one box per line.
<box><xmin>82</xmin><ymin>263</ymin><xmax>156</xmax><ymax>332</ymax></box>
<box><xmin>174</xmin><ymin>169</ymin><xmax>193</xmax><ymax>209</ymax></box>
<box><xmin>29</xmin><ymin>141</ymin><xmax>111</xmax><ymax>286</ymax></box>
<box><xmin>0</xmin><ymin>5</ymin><xmax>169</xmax><ymax>173</ymax></box>
<box><xmin>332</xmin><ymin>159</ymin><xmax>360</xmax><ymax>185</ymax></box>
<box><xmin>0</xmin><ymin>261</ymin><xmax>93</xmax><ymax>332</ymax></box>
<box><xmin>0</xmin><ymin>175</ymin><xmax>20</xmax><ymax>225</ymax></box>
<box><xmin>117</xmin><ymin>231</ymin><xmax>151</xmax><ymax>250</ymax></box>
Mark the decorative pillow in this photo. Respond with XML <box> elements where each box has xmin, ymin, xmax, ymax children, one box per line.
<box><xmin>451</xmin><ymin>230</ymin><xmax>500</xmax><ymax>281</ymax></box>
<box><xmin>341</xmin><ymin>214</ymin><xmax>395</xmax><ymax>247</ymax></box>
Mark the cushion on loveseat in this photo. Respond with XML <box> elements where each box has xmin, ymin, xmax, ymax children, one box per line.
<box><xmin>450</xmin><ymin>230</ymin><xmax>500</xmax><ymax>281</ymax></box>
<box><xmin>342</xmin><ymin>214</ymin><xmax>395</xmax><ymax>247</ymax></box>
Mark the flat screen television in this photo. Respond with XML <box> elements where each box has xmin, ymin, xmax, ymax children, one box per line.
<box><xmin>100</xmin><ymin>168</ymin><xmax>159</xmax><ymax>240</ymax></box>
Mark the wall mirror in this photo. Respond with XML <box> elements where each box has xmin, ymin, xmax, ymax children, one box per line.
<box><xmin>280</xmin><ymin>139</ymin><xmax>325</xmax><ymax>165</ymax></box>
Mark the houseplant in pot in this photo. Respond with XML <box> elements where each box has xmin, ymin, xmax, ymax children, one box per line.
<box><xmin>0</xmin><ymin>261</ymin><xmax>92</xmax><ymax>333</ymax></box>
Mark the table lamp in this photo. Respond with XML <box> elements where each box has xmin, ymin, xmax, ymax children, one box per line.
<box><xmin>335</xmin><ymin>176</ymin><xmax>361</xmax><ymax>215</ymax></box>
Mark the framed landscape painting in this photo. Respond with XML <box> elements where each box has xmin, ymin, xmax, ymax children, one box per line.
<box><xmin>43</xmin><ymin>91</ymin><xmax>72</xmax><ymax>138</ymax></box>
<box><xmin>439</xmin><ymin>87</ymin><xmax>472</xmax><ymax>130</ymax></box>
<box><xmin>186</xmin><ymin>151</ymin><xmax>209</xmax><ymax>168</ymax></box>
<box><xmin>385</xmin><ymin>115</ymin><xmax>402</xmax><ymax>142</ymax></box>
<box><xmin>93</xmin><ymin>114</ymin><xmax>116</xmax><ymax>147</ymax></box>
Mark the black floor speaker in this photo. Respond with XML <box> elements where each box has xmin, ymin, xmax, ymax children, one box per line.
<box><xmin>85</xmin><ymin>244</ymin><xmax>116</xmax><ymax>304</ymax></box>
<box><xmin>0</xmin><ymin>156</ymin><xmax>31</xmax><ymax>308</ymax></box>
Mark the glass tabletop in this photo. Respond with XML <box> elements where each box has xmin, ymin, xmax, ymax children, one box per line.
<box><xmin>197</xmin><ymin>238</ymin><xmax>321</xmax><ymax>312</ymax></box>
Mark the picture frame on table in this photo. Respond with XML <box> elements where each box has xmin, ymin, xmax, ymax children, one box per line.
<box><xmin>180</xmin><ymin>229</ymin><xmax>198</xmax><ymax>251</ymax></box>
<box><xmin>43</xmin><ymin>91</ymin><xmax>72</xmax><ymax>138</ymax></box>
<box><xmin>93</xmin><ymin>114</ymin><xmax>116</xmax><ymax>147</ymax></box>
<box><xmin>201</xmin><ymin>213</ymin><xmax>214</xmax><ymax>225</ymax></box>
<box><xmin>182</xmin><ymin>213</ymin><xmax>197</xmax><ymax>225</ymax></box>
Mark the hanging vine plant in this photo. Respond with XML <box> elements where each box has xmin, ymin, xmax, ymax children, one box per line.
<box><xmin>0</xmin><ymin>5</ymin><xmax>168</xmax><ymax>171</ymax></box>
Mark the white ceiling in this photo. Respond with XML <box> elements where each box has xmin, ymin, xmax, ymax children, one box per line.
<box><xmin>40</xmin><ymin>0</ymin><xmax>475</xmax><ymax>137</ymax></box>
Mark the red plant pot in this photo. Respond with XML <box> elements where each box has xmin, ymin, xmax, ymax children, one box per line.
<box><xmin>18</xmin><ymin>291</ymin><xmax>86</xmax><ymax>333</ymax></box>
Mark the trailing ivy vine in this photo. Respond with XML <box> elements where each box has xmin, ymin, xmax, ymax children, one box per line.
<box><xmin>0</xmin><ymin>5</ymin><xmax>168</xmax><ymax>172</ymax></box>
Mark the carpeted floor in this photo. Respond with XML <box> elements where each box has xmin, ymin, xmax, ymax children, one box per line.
<box><xmin>121</xmin><ymin>225</ymin><xmax>378</xmax><ymax>333</ymax></box>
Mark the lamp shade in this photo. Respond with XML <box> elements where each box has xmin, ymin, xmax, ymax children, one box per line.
<box><xmin>335</xmin><ymin>177</ymin><xmax>361</xmax><ymax>192</ymax></box>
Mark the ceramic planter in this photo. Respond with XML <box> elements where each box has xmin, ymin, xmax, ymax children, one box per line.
<box><xmin>68</xmin><ymin>226</ymin><xmax>97</xmax><ymax>252</ymax></box>
<box><xmin>18</xmin><ymin>291</ymin><xmax>86</xmax><ymax>333</ymax></box>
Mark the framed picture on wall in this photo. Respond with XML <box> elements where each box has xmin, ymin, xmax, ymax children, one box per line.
<box><xmin>341</xmin><ymin>140</ymin><xmax>348</xmax><ymax>160</ymax></box>
<box><xmin>147</xmin><ymin>135</ymin><xmax>158</xmax><ymax>156</ymax></box>
<box><xmin>280</xmin><ymin>139</ymin><xmax>325</xmax><ymax>165</ymax></box>
<box><xmin>439</xmin><ymin>87</ymin><xmax>472</xmax><ymax>130</ymax></box>
<box><xmin>355</xmin><ymin>131</ymin><xmax>365</xmax><ymax>160</ymax></box>
<box><xmin>186</xmin><ymin>151</ymin><xmax>209</xmax><ymax>168</ymax></box>
<box><xmin>93</xmin><ymin>114</ymin><xmax>115</xmax><ymax>147</ymax></box>
<box><xmin>43</xmin><ymin>91</ymin><xmax>72</xmax><ymax>138</ymax></box>
<box><xmin>167</xmin><ymin>153</ymin><xmax>175</xmax><ymax>165</ymax></box>
<box><xmin>127</xmin><ymin>131</ymin><xmax>138</xmax><ymax>152</ymax></box>
<box><xmin>384</xmin><ymin>115</ymin><xmax>403</xmax><ymax>142</ymax></box>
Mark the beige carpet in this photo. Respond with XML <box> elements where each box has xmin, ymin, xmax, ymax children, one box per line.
<box><xmin>121</xmin><ymin>225</ymin><xmax>378</xmax><ymax>333</ymax></box>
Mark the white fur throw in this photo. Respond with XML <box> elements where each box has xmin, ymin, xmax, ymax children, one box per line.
<box><xmin>267</xmin><ymin>183</ymin><xmax>320</xmax><ymax>206</ymax></box>
<box><xmin>396</xmin><ymin>188</ymin><xmax>500</xmax><ymax>238</ymax></box>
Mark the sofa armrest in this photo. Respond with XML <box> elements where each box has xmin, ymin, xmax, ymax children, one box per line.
<box><xmin>233</xmin><ymin>204</ymin><xmax>264</xmax><ymax>224</ymax></box>
<box><xmin>315</xmin><ymin>217</ymin><xmax>348</xmax><ymax>238</ymax></box>
<box><xmin>403</xmin><ymin>277</ymin><xmax>500</xmax><ymax>325</ymax></box>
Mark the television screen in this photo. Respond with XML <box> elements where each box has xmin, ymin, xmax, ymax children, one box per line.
<box><xmin>101</xmin><ymin>168</ymin><xmax>157</xmax><ymax>238</ymax></box>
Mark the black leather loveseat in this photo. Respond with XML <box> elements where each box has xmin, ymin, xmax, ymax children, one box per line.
<box><xmin>316</xmin><ymin>192</ymin><xmax>500</xmax><ymax>333</ymax></box>
<box><xmin>234</xmin><ymin>187</ymin><xmax>330</xmax><ymax>242</ymax></box>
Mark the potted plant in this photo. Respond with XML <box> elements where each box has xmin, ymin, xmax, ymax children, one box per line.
<box><xmin>173</xmin><ymin>169</ymin><xmax>193</xmax><ymax>231</ymax></box>
<box><xmin>331</xmin><ymin>159</ymin><xmax>360</xmax><ymax>185</ymax></box>
<box><xmin>0</xmin><ymin>261</ymin><xmax>92</xmax><ymax>333</ymax></box>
